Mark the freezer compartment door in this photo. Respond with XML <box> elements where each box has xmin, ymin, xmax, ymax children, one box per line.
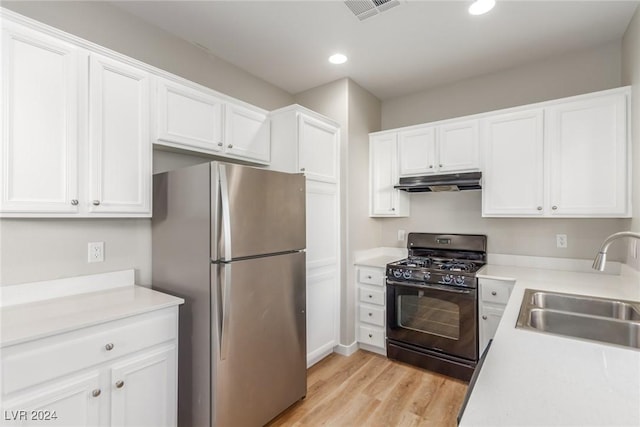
<box><xmin>212</xmin><ymin>251</ymin><xmax>306</xmax><ymax>426</ymax></box>
<box><xmin>212</xmin><ymin>162</ymin><xmax>306</xmax><ymax>261</ymax></box>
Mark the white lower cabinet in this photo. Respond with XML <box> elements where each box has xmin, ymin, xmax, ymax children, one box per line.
<box><xmin>478</xmin><ymin>278</ymin><xmax>515</xmax><ymax>354</ymax></box>
<box><xmin>355</xmin><ymin>266</ymin><xmax>386</xmax><ymax>355</ymax></box>
<box><xmin>0</xmin><ymin>308</ymin><xmax>178</xmax><ymax>427</ymax></box>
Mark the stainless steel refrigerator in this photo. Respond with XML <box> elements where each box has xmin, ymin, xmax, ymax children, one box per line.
<box><xmin>152</xmin><ymin>161</ymin><xmax>306</xmax><ymax>427</ymax></box>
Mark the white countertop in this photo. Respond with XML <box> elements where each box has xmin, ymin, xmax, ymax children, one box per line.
<box><xmin>460</xmin><ymin>264</ymin><xmax>640</xmax><ymax>427</ymax></box>
<box><xmin>354</xmin><ymin>247</ymin><xmax>406</xmax><ymax>268</ymax></box>
<box><xmin>0</xmin><ymin>272</ymin><xmax>184</xmax><ymax>348</ymax></box>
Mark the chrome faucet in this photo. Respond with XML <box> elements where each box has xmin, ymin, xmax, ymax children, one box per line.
<box><xmin>592</xmin><ymin>231</ymin><xmax>640</xmax><ymax>271</ymax></box>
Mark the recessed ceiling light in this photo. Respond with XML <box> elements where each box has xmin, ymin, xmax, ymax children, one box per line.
<box><xmin>469</xmin><ymin>0</ymin><xmax>495</xmax><ymax>15</ymax></box>
<box><xmin>328</xmin><ymin>53</ymin><xmax>348</xmax><ymax>65</ymax></box>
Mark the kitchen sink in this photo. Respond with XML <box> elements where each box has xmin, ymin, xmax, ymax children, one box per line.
<box><xmin>517</xmin><ymin>289</ymin><xmax>640</xmax><ymax>350</ymax></box>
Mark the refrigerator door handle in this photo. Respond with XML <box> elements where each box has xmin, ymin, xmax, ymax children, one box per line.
<box><xmin>218</xmin><ymin>164</ymin><xmax>233</xmax><ymax>261</ymax></box>
<box><xmin>220</xmin><ymin>263</ymin><xmax>231</xmax><ymax>361</ymax></box>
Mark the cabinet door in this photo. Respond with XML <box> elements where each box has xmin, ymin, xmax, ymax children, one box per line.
<box><xmin>482</xmin><ymin>110</ymin><xmax>544</xmax><ymax>216</ymax></box>
<box><xmin>479</xmin><ymin>305</ymin><xmax>504</xmax><ymax>355</ymax></box>
<box><xmin>438</xmin><ymin>119</ymin><xmax>479</xmax><ymax>172</ymax></box>
<box><xmin>298</xmin><ymin>114</ymin><xmax>339</xmax><ymax>183</ymax></box>
<box><xmin>0</xmin><ymin>23</ymin><xmax>80</xmax><ymax>215</ymax></box>
<box><xmin>306</xmin><ymin>269</ymin><xmax>338</xmax><ymax>367</ymax></box>
<box><xmin>546</xmin><ymin>93</ymin><xmax>629</xmax><ymax>217</ymax></box>
<box><xmin>224</xmin><ymin>103</ymin><xmax>270</xmax><ymax>163</ymax></box>
<box><xmin>110</xmin><ymin>346</ymin><xmax>177</xmax><ymax>427</ymax></box>
<box><xmin>370</xmin><ymin>134</ymin><xmax>408</xmax><ymax>217</ymax></box>
<box><xmin>156</xmin><ymin>78</ymin><xmax>223</xmax><ymax>152</ymax></box>
<box><xmin>88</xmin><ymin>54</ymin><xmax>151</xmax><ymax>215</ymax></box>
<box><xmin>1</xmin><ymin>372</ymin><xmax>101</xmax><ymax>427</ymax></box>
<box><xmin>398</xmin><ymin>126</ymin><xmax>436</xmax><ymax>176</ymax></box>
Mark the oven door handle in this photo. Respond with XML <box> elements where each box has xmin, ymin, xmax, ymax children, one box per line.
<box><xmin>387</xmin><ymin>279</ymin><xmax>475</xmax><ymax>294</ymax></box>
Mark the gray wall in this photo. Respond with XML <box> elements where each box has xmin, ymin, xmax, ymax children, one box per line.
<box><xmin>0</xmin><ymin>2</ymin><xmax>293</xmax><ymax>286</ymax></box>
<box><xmin>622</xmin><ymin>6</ymin><xmax>640</xmax><ymax>270</ymax></box>
<box><xmin>378</xmin><ymin>41</ymin><xmax>630</xmax><ymax>261</ymax></box>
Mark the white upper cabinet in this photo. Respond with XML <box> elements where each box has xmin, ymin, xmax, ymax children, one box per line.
<box><xmin>156</xmin><ymin>77</ymin><xmax>224</xmax><ymax>152</ymax></box>
<box><xmin>89</xmin><ymin>53</ymin><xmax>151</xmax><ymax>215</ymax></box>
<box><xmin>398</xmin><ymin>126</ymin><xmax>436</xmax><ymax>176</ymax></box>
<box><xmin>0</xmin><ymin>18</ymin><xmax>152</xmax><ymax>217</ymax></box>
<box><xmin>438</xmin><ymin>119</ymin><xmax>479</xmax><ymax>172</ymax></box>
<box><xmin>546</xmin><ymin>93</ymin><xmax>629</xmax><ymax>217</ymax></box>
<box><xmin>225</xmin><ymin>103</ymin><xmax>270</xmax><ymax>163</ymax></box>
<box><xmin>483</xmin><ymin>88</ymin><xmax>630</xmax><ymax>218</ymax></box>
<box><xmin>154</xmin><ymin>76</ymin><xmax>270</xmax><ymax>165</ymax></box>
<box><xmin>370</xmin><ymin>133</ymin><xmax>409</xmax><ymax>217</ymax></box>
<box><xmin>482</xmin><ymin>109</ymin><xmax>545</xmax><ymax>216</ymax></box>
<box><xmin>397</xmin><ymin>119</ymin><xmax>479</xmax><ymax>177</ymax></box>
<box><xmin>0</xmin><ymin>21</ymin><xmax>80</xmax><ymax>215</ymax></box>
<box><xmin>298</xmin><ymin>114</ymin><xmax>339</xmax><ymax>183</ymax></box>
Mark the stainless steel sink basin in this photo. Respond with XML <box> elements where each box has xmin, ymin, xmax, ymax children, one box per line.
<box><xmin>517</xmin><ymin>289</ymin><xmax>640</xmax><ymax>350</ymax></box>
<box><xmin>531</xmin><ymin>291</ymin><xmax>640</xmax><ymax>321</ymax></box>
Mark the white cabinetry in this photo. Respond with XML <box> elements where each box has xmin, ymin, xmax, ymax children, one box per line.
<box><xmin>482</xmin><ymin>109</ymin><xmax>545</xmax><ymax>216</ymax></box>
<box><xmin>270</xmin><ymin>105</ymin><xmax>340</xmax><ymax>367</ymax></box>
<box><xmin>369</xmin><ymin>133</ymin><xmax>409</xmax><ymax>217</ymax></box>
<box><xmin>356</xmin><ymin>266</ymin><xmax>386</xmax><ymax>355</ymax></box>
<box><xmin>478</xmin><ymin>278</ymin><xmax>515</xmax><ymax>354</ymax></box>
<box><xmin>155</xmin><ymin>77</ymin><xmax>270</xmax><ymax>164</ymax></box>
<box><xmin>483</xmin><ymin>88</ymin><xmax>630</xmax><ymax>218</ymax></box>
<box><xmin>1</xmin><ymin>308</ymin><xmax>179</xmax><ymax>427</ymax></box>
<box><xmin>397</xmin><ymin>120</ymin><xmax>479</xmax><ymax>177</ymax></box>
<box><xmin>0</xmin><ymin>17</ymin><xmax>151</xmax><ymax>218</ymax></box>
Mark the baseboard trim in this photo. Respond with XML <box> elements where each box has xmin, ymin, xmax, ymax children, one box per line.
<box><xmin>334</xmin><ymin>341</ymin><xmax>359</xmax><ymax>357</ymax></box>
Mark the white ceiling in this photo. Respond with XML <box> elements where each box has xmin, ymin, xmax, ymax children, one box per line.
<box><xmin>114</xmin><ymin>1</ymin><xmax>639</xmax><ymax>100</ymax></box>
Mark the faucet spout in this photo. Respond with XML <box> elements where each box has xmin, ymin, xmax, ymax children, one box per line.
<box><xmin>592</xmin><ymin>231</ymin><xmax>640</xmax><ymax>271</ymax></box>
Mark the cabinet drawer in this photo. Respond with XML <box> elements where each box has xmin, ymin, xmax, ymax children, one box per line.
<box><xmin>358</xmin><ymin>267</ymin><xmax>384</xmax><ymax>286</ymax></box>
<box><xmin>359</xmin><ymin>305</ymin><xmax>385</xmax><ymax>327</ymax></box>
<box><xmin>2</xmin><ymin>309</ymin><xmax>177</xmax><ymax>395</ymax></box>
<box><xmin>480</xmin><ymin>279</ymin><xmax>515</xmax><ymax>305</ymax></box>
<box><xmin>358</xmin><ymin>325</ymin><xmax>385</xmax><ymax>348</ymax></box>
<box><xmin>359</xmin><ymin>287</ymin><xmax>385</xmax><ymax>306</ymax></box>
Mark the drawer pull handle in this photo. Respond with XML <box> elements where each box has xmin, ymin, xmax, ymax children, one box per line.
<box><xmin>105</xmin><ymin>343</ymin><xmax>114</xmax><ymax>351</ymax></box>
<box><xmin>367</xmin><ymin>275</ymin><xmax>372</xmax><ymax>279</ymax></box>
<box><xmin>482</xmin><ymin>315</ymin><xmax>488</xmax><ymax>320</ymax></box>
<box><xmin>115</xmin><ymin>380</ymin><xmax>125</xmax><ymax>389</ymax></box>
<box><xmin>92</xmin><ymin>200</ymin><xmax>101</xmax><ymax>206</ymax></box>
<box><xmin>491</xmin><ymin>291</ymin><xmax>497</xmax><ymax>296</ymax></box>
<box><xmin>368</xmin><ymin>334</ymin><xmax>373</xmax><ymax>338</ymax></box>
<box><xmin>92</xmin><ymin>389</ymin><xmax>101</xmax><ymax>397</ymax></box>
<box><xmin>368</xmin><ymin>312</ymin><xmax>372</xmax><ymax>317</ymax></box>
<box><xmin>368</xmin><ymin>295</ymin><xmax>373</xmax><ymax>298</ymax></box>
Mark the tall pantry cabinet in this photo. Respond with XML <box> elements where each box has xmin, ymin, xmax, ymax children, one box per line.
<box><xmin>270</xmin><ymin>105</ymin><xmax>341</xmax><ymax>367</ymax></box>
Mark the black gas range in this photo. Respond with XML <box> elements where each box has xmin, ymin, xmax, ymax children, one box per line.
<box><xmin>386</xmin><ymin>233</ymin><xmax>487</xmax><ymax>381</ymax></box>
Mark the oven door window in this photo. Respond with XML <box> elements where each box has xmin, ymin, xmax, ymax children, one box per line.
<box><xmin>398</xmin><ymin>294</ymin><xmax>460</xmax><ymax>340</ymax></box>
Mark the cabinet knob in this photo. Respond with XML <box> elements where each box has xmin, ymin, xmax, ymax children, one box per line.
<box><xmin>391</xmin><ymin>208</ymin><xmax>395</xmax><ymax>211</ymax></box>
<box><xmin>71</xmin><ymin>199</ymin><xmax>79</xmax><ymax>206</ymax></box>
<box><xmin>92</xmin><ymin>200</ymin><xmax>101</xmax><ymax>206</ymax></box>
<box><xmin>367</xmin><ymin>275</ymin><xmax>372</xmax><ymax>279</ymax></box>
<box><xmin>300</xmin><ymin>167</ymin><xmax>306</xmax><ymax>172</ymax></box>
<box><xmin>537</xmin><ymin>206</ymin><xmax>543</xmax><ymax>211</ymax></box>
<box><xmin>115</xmin><ymin>380</ymin><xmax>125</xmax><ymax>389</ymax></box>
<box><xmin>368</xmin><ymin>312</ymin><xmax>373</xmax><ymax>317</ymax></box>
<box><xmin>429</xmin><ymin>165</ymin><xmax>433</xmax><ymax>169</ymax></box>
<box><xmin>439</xmin><ymin>164</ymin><xmax>443</xmax><ymax>168</ymax></box>
<box><xmin>491</xmin><ymin>291</ymin><xmax>497</xmax><ymax>296</ymax></box>
<box><xmin>217</xmin><ymin>142</ymin><xmax>223</xmax><ymax>147</ymax></box>
<box><xmin>482</xmin><ymin>315</ymin><xmax>488</xmax><ymax>320</ymax></box>
<box><xmin>227</xmin><ymin>144</ymin><xmax>233</xmax><ymax>149</ymax></box>
<box><xmin>368</xmin><ymin>294</ymin><xmax>373</xmax><ymax>299</ymax></box>
<box><xmin>105</xmin><ymin>343</ymin><xmax>114</xmax><ymax>351</ymax></box>
<box><xmin>92</xmin><ymin>389</ymin><xmax>101</xmax><ymax>397</ymax></box>
<box><xmin>368</xmin><ymin>334</ymin><xmax>373</xmax><ymax>338</ymax></box>
<box><xmin>552</xmin><ymin>206</ymin><xmax>558</xmax><ymax>210</ymax></box>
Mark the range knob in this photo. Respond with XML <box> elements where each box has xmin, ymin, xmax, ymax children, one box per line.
<box><xmin>454</xmin><ymin>276</ymin><xmax>465</xmax><ymax>285</ymax></box>
<box><xmin>423</xmin><ymin>271</ymin><xmax>431</xmax><ymax>281</ymax></box>
<box><xmin>393</xmin><ymin>269</ymin><xmax>403</xmax><ymax>279</ymax></box>
<box><xmin>442</xmin><ymin>274</ymin><xmax>453</xmax><ymax>284</ymax></box>
<box><xmin>402</xmin><ymin>271</ymin><xmax>412</xmax><ymax>279</ymax></box>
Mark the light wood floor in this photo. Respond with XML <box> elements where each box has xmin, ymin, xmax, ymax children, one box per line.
<box><xmin>267</xmin><ymin>350</ymin><xmax>468</xmax><ymax>427</ymax></box>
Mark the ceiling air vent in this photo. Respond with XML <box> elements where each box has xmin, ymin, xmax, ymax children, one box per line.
<box><xmin>344</xmin><ymin>0</ymin><xmax>402</xmax><ymax>21</ymax></box>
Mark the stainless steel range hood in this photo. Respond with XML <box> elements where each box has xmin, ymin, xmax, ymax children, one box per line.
<box><xmin>394</xmin><ymin>172</ymin><xmax>482</xmax><ymax>192</ymax></box>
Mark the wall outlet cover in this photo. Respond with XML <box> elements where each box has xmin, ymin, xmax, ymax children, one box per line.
<box><xmin>88</xmin><ymin>242</ymin><xmax>104</xmax><ymax>263</ymax></box>
<box><xmin>556</xmin><ymin>234</ymin><xmax>568</xmax><ymax>249</ymax></box>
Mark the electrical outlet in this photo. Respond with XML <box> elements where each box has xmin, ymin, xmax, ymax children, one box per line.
<box><xmin>398</xmin><ymin>229</ymin><xmax>406</xmax><ymax>241</ymax></box>
<box><xmin>556</xmin><ymin>234</ymin><xmax>567</xmax><ymax>249</ymax></box>
<box><xmin>88</xmin><ymin>242</ymin><xmax>104</xmax><ymax>263</ymax></box>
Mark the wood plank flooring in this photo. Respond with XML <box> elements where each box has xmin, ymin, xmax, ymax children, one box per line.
<box><xmin>266</xmin><ymin>350</ymin><xmax>468</xmax><ymax>427</ymax></box>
